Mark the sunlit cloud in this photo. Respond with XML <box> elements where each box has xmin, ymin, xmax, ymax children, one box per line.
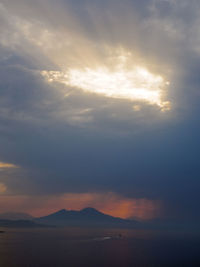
<box><xmin>0</xmin><ymin>162</ymin><xmax>18</xmax><ymax>169</ymax></box>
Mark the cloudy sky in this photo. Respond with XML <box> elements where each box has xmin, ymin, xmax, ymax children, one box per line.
<box><xmin>0</xmin><ymin>0</ymin><xmax>200</xmax><ymax>221</ymax></box>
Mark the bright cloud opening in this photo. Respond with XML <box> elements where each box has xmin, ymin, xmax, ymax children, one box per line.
<box><xmin>42</xmin><ymin>66</ymin><xmax>170</xmax><ymax>111</ymax></box>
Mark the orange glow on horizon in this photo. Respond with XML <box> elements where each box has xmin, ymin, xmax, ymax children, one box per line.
<box><xmin>101</xmin><ymin>198</ymin><xmax>159</xmax><ymax>220</ymax></box>
<box><xmin>0</xmin><ymin>192</ymin><xmax>160</xmax><ymax>220</ymax></box>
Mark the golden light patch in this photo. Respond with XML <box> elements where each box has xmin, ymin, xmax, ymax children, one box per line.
<box><xmin>0</xmin><ymin>183</ymin><xmax>7</xmax><ymax>193</ymax></box>
<box><xmin>133</xmin><ymin>105</ymin><xmax>141</xmax><ymax>111</ymax></box>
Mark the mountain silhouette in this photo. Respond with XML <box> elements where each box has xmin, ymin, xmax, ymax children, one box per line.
<box><xmin>36</xmin><ymin>207</ymin><xmax>138</xmax><ymax>227</ymax></box>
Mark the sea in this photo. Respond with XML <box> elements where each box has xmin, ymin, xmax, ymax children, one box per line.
<box><xmin>0</xmin><ymin>227</ymin><xmax>200</xmax><ymax>267</ymax></box>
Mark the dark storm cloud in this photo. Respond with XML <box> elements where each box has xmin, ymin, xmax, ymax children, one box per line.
<box><xmin>0</xmin><ymin>0</ymin><xmax>200</xmax><ymax>221</ymax></box>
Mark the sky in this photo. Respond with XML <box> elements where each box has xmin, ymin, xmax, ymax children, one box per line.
<box><xmin>0</xmin><ymin>0</ymin><xmax>200</xmax><ymax>221</ymax></box>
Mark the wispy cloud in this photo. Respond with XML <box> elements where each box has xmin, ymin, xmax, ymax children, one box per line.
<box><xmin>0</xmin><ymin>162</ymin><xmax>18</xmax><ymax>169</ymax></box>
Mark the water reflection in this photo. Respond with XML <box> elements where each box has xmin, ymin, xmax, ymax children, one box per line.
<box><xmin>0</xmin><ymin>228</ymin><xmax>200</xmax><ymax>267</ymax></box>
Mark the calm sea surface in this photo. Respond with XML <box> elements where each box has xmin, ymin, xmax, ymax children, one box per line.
<box><xmin>0</xmin><ymin>227</ymin><xmax>200</xmax><ymax>267</ymax></box>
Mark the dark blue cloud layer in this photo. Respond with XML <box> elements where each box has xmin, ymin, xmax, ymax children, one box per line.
<box><xmin>0</xmin><ymin>0</ymin><xmax>200</xmax><ymax>222</ymax></box>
